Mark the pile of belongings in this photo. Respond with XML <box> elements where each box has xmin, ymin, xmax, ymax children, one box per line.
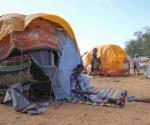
<box><xmin>3</xmin><ymin>82</ymin><xmax>49</xmax><ymax>115</ymax></box>
<box><xmin>0</xmin><ymin>54</ymin><xmax>31</xmax><ymax>104</ymax></box>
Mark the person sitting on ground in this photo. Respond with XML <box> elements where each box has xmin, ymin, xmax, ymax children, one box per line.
<box><xmin>133</xmin><ymin>54</ymin><xmax>140</xmax><ymax>74</ymax></box>
<box><xmin>70</xmin><ymin>64</ymin><xmax>127</xmax><ymax>106</ymax></box>
<box><xmin>70</xmin><ymin>64</ymin><xmax>96</xmax><ymax>99</ymax></box>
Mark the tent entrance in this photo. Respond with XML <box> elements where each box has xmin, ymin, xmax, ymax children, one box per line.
<box><xmin>0</xmin><ymin>48</ymin><xmax>60</xmax><ymax>102</ymax></box>
<box><xmin>29</xmin><ymin>60</ymin><xmax>54</xmax><ymax>101</ymax></box>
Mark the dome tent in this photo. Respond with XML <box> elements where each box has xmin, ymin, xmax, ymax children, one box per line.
<box><xmin>0</xmin><ymin>13</ymin><xmax>81</xmax><ymax>107</ymax></box>
<box><xmin>0</xmin><ymin>13</ymin><xmax>79</xmax><ymax>60</ymax></box>
<box><xmin>85</xmin><ymin>44</ymin><xmax>128</xmax><ymax>76</ymax></box>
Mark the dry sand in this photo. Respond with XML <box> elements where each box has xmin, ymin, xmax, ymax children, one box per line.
<box><xmin>0</xmin><ymin>75</ymin><xmax>150</xmax><ymax>125</ymax></box>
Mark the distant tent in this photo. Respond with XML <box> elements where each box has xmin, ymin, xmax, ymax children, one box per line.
<box><xmin>0</xmin><ymin>13</ymin><xmax>81</xmax><ymax>104</ymax></box>
<box><xmin>84</xmin><ymin>44</ymin><xmax>128</xmax><ymax>76</ymax></box>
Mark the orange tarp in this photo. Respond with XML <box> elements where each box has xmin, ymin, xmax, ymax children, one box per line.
<box><xmin>85</xmin><ymin>44</ymin><xmax>127</xmax><ymax>71</ymax></box>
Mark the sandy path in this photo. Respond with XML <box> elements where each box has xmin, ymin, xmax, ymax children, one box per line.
<box><xmin>0</xmin><ymin>75</ymin><xmax>150</xmax><ymax>125</ymax></box>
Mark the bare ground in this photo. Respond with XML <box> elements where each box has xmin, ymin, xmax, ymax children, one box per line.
<box><xmin>0</xmin><ymin>75</ymin><xmax>150</xmax><ymax>125</ymax></box>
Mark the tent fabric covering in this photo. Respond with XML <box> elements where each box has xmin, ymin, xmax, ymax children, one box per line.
<box><xmin>0</xmin><ymin>13</ymin><xmax>79</xmax><ymax>61</ymax></box>
<box><xmin>54</xmin><ymin>35</ymin><xmax>81</xmax><ymax>99</ymax></box>
<box><xmin>85</xmin><ymin>44</ymin><xmax>127</xmax><ymax>76</ymax></box>
<box><xmin>12</xmin><ymin>18</ymin><xmax>57</xmax><ymax>50</ymax></box>
<box><xmin>0</xmin><ymin>54</ymin><xmax>31</xmax><ymax>84</ymax></box>
<box><xmin>29</xmin><ymin>34</ymin><xmax>81</xmax><ymax>100</ymax></box>
<box><xmin>0</xmin><ymin>13</ymin><xmax>81</xmax><ymax>102</ymax></box>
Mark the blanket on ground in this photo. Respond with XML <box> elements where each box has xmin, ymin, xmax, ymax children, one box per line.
<box><xmin>67</xmin><ymin>88</ymin><xmax>126</xmax><ymax>108</ymax></box>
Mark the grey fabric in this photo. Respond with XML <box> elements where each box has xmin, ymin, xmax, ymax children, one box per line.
<box><xmin>29</xmin><ymin>50</ymin><xmax>57</xmax><ymax>77</ymax></box>
<box><xmin>29</xmin><ymin>50</ymin><xmax>55</xmax><ymax>66</ymax></box>
<box><xmin>4</xmin><ymin>83</ymin><xmax>46</xmax><ymax>115</ymax></box>
<box><xmin>29</xmin><ymin>50</ymin><xmax>58</xmax><ymax>98</ymax></box>
<box><xmin>4</xmin><ymin>83</ymin><xmax>31</xmax><ymax>110</ymax></box>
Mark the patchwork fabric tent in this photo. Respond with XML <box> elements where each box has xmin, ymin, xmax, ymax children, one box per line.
<box><xmin>84</xmin><ymin>44</ymin><xmax>128</xmax><ymax>76</ymax></box>
<box><xmin>0</xmin><ymin>13</ymin><xmax>81</xmax><ymax>103</ymax></box>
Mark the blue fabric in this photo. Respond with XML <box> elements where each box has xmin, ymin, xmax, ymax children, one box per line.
<box><xmin>56</xmin><ymin>31</ymin><xmax>68</xmax><ymax>51</ymax></box>
<box><xmin>70</xmin><ymin>73</ymin><xmax>87</xmax><ymax>91</ymax></box>
<box><xmin>127</xmin><ymin>96</ymin><xmax>138</xmax><ymax>102</ymax></box>
<box><xmin>29</xmin><ymin>50</ymin><xmax>58</xmax><ymax>98</ymax></box>
<box><xmin>29</xmin><ymin>50</ymin><xmax>57</xmax><ymax>79</ymax></box>
<box><xmin>29</xmin><ymin>50</ymin><xmax>54</xmax><ymax>67</ymax></box>
<box><xmin>29</xmin><ymin>36</ymin><xmax>81</xmax><ymax>100</ymax></box>
<box><xmin>53</xmin><ymin>36</ymin><xmax>81</xmax><ymax>100</ymax></box>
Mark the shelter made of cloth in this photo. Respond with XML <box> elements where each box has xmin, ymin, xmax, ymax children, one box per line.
<box><xmin>84</xmin><ymin>44</ymin><xmax>128</xmax><ymax>76</ymax></box>
<box><xmin>0</xmin><ymin>13</ymin><xmax>81</xmax><ymax>103</ymax></box>
<box><xmin>0</xmin><ymin>13</ymin><xmax>79</xmax><ymax>61</ymax></box>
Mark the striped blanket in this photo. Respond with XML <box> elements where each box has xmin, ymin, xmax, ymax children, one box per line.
<box><xmin>67</xmin><ymin>88</ymin><xmax>126</xmax><ymax>107</ymax></box>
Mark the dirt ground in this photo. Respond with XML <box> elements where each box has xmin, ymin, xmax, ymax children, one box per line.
<box><xmin>0</xmin><ymin>75</ymin><xmax>150</xmax><ymax>125</ymax></box>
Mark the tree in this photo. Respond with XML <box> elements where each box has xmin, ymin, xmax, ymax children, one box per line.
<box><xmin>125</xmin><ymin>26</ymin><xmax>150</xmax><ymax>57</ymax></box>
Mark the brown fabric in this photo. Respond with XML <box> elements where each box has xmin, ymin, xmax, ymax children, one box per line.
<box><xmin>0</xmin><ymin>13</ymin><xmax>25</xmax><ymax>40</ymax></box>
<box><xmin>0</xmin><ymin>35</ymin><xmax>15</xmax><ymax>61</ymax></box>
<box><xmin>12</xmin><ymin>18</ymin><xmax>57</xmax><ymax>51</ymax></box>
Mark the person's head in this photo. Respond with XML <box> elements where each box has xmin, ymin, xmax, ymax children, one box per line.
<box><xmin>135</xmin><ymin>54</ymin><xmax>138</xmax><ymax>58</ymax></box>
<box><xmin>93</xmin><ymin>48</ymin><xmax>98</xmax><ymax>53</ymax></box>
<box><xmin>75</xmin><ymin>64</ymin><xmax>84</xmax><ymax>75</ymax></box>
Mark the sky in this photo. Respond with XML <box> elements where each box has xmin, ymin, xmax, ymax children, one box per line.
<box><xmin>1</xmin><ymin>0</ymin><xmax>150</xmax><ymax>54</ymax></box>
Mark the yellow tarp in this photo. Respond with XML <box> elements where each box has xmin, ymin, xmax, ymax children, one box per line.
<box><xmin>85</xmin><ymin>44</ymin><xmax>127</xmax><ymax>70</ymax></box>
